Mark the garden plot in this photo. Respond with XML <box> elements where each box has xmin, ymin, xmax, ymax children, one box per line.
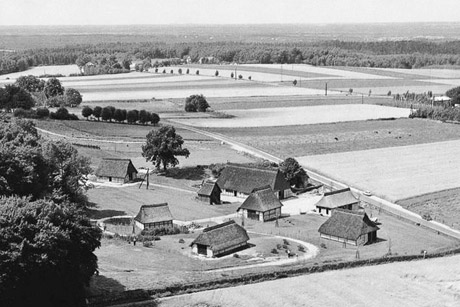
<box><xmin>296</xmin><ymin>139</ymin><xmax>460</xmax><ymax>202</ymax></box>
<box><xmin>172</xmin><ymin>104</ymin><xmax>410</xmax><ymax>128</ymax></box>
<box><xmin>0</xmin><ymin>64</ymin><xmax>81</xmax><ymax>79</ymax></box>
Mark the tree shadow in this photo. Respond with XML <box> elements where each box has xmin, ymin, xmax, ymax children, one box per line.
<box><xmin>86</xmin><ymin>274</ymin><xmax>126</xmax><ymax>297</ymax></box>
<box><xmin>161</xmin><ymin>166</ymin><xmax>208</xmax><ymax>181</ymax></box>
<box><xmin>86</xmin><ymin>205</ymin><xmax>127</xmax><ymax>219</ymax></box>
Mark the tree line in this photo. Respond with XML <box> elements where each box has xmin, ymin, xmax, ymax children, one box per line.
<box><xmin>82</xmin><ymin>105</ymin><xmax>160</xmax><ymax>125</ymax></box>
<box><xmin>3</xmin><ymin>39</ymin><xmax>460</xmax><ymax>75</ymax></box>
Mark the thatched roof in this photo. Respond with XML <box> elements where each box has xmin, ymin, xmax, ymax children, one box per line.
<box><xmin>191</xmin><ymin>220</ymin><xmax>249</xmax><ymax>253</ymax></box>
<box><xmin>315</xmin><ymin>188</ymin><xmax>359</xmax><ymax>209</ymax></box>
<box><xmin>318</xmin><ymin>209</ymin><xmax>379</xmax><ymax>241</ymax></box>
<box><xmin>134</xmin><ymin>203</ymin><xmax>173</xmax><ymax>224</ymax></box>
<box><xmin>238</xmin><ymin>185</ymin><xmax>283</xmax><ymax>212</ymax></box>
<box><xmin>95</xmin><ymin>158</ymin><xmax>137</xmax><ymax>178</ymax></box>
<box><xmin>197</xmin><ymin>181</ymin><xmax>221</xmax><ymax>196</ymax></box>
<box><xmin>216</xmin><ymin>163</ymin><xmax>290</xmax><ymax>194</ymax></box>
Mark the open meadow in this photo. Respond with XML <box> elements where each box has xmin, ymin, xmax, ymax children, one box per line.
<box><xmin>296</xmin><ymin>139</ymin><xmax>460</xmax><ymax>202</ymax></box>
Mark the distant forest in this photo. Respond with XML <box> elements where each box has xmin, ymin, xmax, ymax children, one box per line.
<box><xmin>2</xmin><ymin>39</ymin><xmax>460</xmax><ymax>75</ymax></box>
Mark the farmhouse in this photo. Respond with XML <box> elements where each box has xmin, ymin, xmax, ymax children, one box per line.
<box><xmin>318</xmin><ymin>209</ymin><xmax>379</xmax><ymax>246</ymax></box>
<box><xmin>216</xmin><ymin>163</ymin><xmax>292</xmax><ymax>199</ymax></box>
<box><xmin>237</xmin><ymin>186</ymin><xmax>283</xmax><ymax>222</ymax></box>
<box><xmin>197</xmin><ymin>181</ymin><xmax>221</xmax><ymax>205</ymax></box>
<box><xmin>134</xmin><ymin>203</ymin><xmax>174</xmax><ymax>230</ymax></box>
<box><xmin>315</xmin><ymin>188</ymin><xmax>360</xmax><ymax>216</ymax></box>
<box><xmin>191</xmin><ymin>220</ymin><xmax>249</xmax><ymax>257</ymax></box>
<box><xmin>95</xmin><ymin>158</ymin><xmax>138</xmax><ymax>184</ymax></box>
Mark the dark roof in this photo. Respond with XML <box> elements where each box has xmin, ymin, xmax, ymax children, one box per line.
<box><xmin>216</xmin><ymin>163</ymin><xmax>290</xmax><ymax>194</ymax></box>
<box><xmin>318</xmin><ymin>210</ymin><xmax>379</xmax><ymax>241</ymax></box>
<box><xmin>191</xmin><ymin>220</ymin><xmax>249</xmax><ymax>253</ymax></box>
<box><xmin>95</xmin><ymin>158</ymin><xmax>137</xmax><ymax>178</ymax></box>
<box><xmin>134</xmin><ymin>203</ymin><xmax>173</xmax><ymax>224</ymax></box>
<box><xmin>197</xmin><ymin>181</ymin><xmax>221</xmax><ymax>196</ymax></box>
<box><xmin>238</xmin><ymin>185</ymin><xmax>283</xmax><ymax>212</ymax></box>
<box><xmin>315</xmin><ymin>188</ymin><xmax>359</xmax><ymax>209</ymax></box>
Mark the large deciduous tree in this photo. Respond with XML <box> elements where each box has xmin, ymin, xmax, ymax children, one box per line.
<box><xmin>92</xmin><ymin>106</ymin><xmax>102</xmax><ymax>121</ymax></box>
<box><xmin>44</xmin><ymin>77</ymin><xmax>64</xmax><ymax>98</ymax></box>
<box><xmin>64</xmin><ymin>88</ymin><xmax>82</xmax><ymax>107</ymax></box>
<box><xmin>1</xmin><ymin>84</ymin><xmax>35</xmax><ymax>110</ymax></box>
<box><xmin>142</xmin><ymin>125</ymin><xmax>190</xmax><ymax>171</ymax></box>
<box><xmin>15</xmin><ymin>75</ymin><xmax>45</xmax><ymax>92</ymax></box>
<box><xmin>0</xmin><ymin>196</ymin><xmax>101</xmax><ymax>307</ymax></box>
<box><xmin>82</xmin><ymin>106</ymin><xmax>93</xmax><ymax>120</ymax></box>
<box><xmin>446</xmin><ymin>86</ymin><xmax>460</xmax><ymax>106</ymax></box>
<box><xmin>184</xmin><ymin>94</ymin><xmax>210</xmax><ymax>112</ymax></box>
<box><xmin>279</xmin><ymin>157</ymin><xmax>308</xmax><ymax>188</ymax></box>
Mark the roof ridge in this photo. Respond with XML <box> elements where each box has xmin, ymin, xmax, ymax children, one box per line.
<box><xmin>141</xmin><ymin>203</ymin><xmax>168</xmax><ymax>208</ymax></box>
<box><xmin>203</xmin><ymin>220</ymin><xmax>236</xmax><ymax>232</ymax></box>
<box><xmin>324</xmin><ymin>187</ymin><xmax>351</xmax><ymax>196</ymax></box>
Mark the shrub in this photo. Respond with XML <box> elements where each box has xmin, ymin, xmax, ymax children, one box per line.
<box><xmin>50</xmin><ymin>107</ymin><xmax>78</xmax><ymax>120</ymax></box>
<box><xmin>178</xmin><ymin>238</ymin><xmax>185</xmax><ymax>244</ymax></box>
<box><xmin>298</xmin><ymin>245</ymin><xmax>306</xmax><ymax>252</ymax></box>
<box><xmin>143</xmin><ymin>241</ymin><xmax>153</xmax><ymax>248</ymax></box>
<box><xmin>282</xmin><ymin>244</ymin><xmax>288</xmax><ymax>250</ymax></box>
<box><xmin>276</xmin><ymin>244</ymin><xmax>282</xmax><ymax>250</ymax></box>
<box><xmin>185</xmin><ymin>94</ymin><xmax>210</xmax><ymax>112</ymax></box>
<box><xmin>283</xmin><ymin>239</ymin><xmax>290</xmax><ymax>246</ymax></box>
<box><xmin>238</xmin><ymin>74</ymin><xmax>243</xmax><ymax>79</ymax></box>
<box><xmin>320</xmin><ymin>243</ymin><xmax>327</xmax><ymax>249</ymax></box>
<box><xmin>271</xmin><ymin>248</ymin><xmax>278</xmax><ymax>254</ymax></box>
<box><xmin>140</xmin><ymin>225</ymin><xmax>184</xmax><ymax>237</ymax></box>
<box><xmin>36</xmin><ymin>107</ymin><xmax>50</xmax><ymax>118</ymax></box>
<box><xmin>196</xmin><ymin>70</ymin><xmax>200</xmax><ymax>75</ymax></box>
<box><xmin>13</xmin><ymin>108</ymin><xmax>37</xmax><ymax>119</ymax></box>
<box><xmin>233</xmin><ymin>253</ymin><xmax>239</xmax><ymax>258</ymax></box>
<box><xmin>422</xmin><ymin>213</ymin><xmax>433</xmax><ymax>221</ymax></box>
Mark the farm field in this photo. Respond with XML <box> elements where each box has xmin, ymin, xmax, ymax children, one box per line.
<box><xmin>207</xmin><ymin>118</ymin><xmax>460</xmax><ymax>157</ymax></box>
<box><xmin>295</xmin><ymin>139</ymin><xmax>460</xmax><ymax>202</ymax></box>
<box><xmin>0</xmin><ymin>64</ymin><xmax>81</xmax><ymax>81</ymax></box>
<box><xmin>398</xmin><ymin>187</ymin><xmax>460</xmax><ymax>231</ymax></box>
<box><xmin>172</xmin><ymin>104</ymin><xmax>410</xmax><ymax>128</ymax></box>
<box><xmin>160</xmin><ymin>253</ymin><xmax>460</xmax><ymax>307</ymax></box>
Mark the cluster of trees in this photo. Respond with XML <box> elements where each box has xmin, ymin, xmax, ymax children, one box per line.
<box><xmin>0</xmin><ymin>118</ymin><xmax>101</xmax><ymax>306</ymax></box>
<box><xmin>184</xmin><ymin>94</ymin><xmax>210</xmax><ymax>112</ymax></box>
<box><xmin>13</xmin><ymin>106</ymin><xmax>79</xmax><ymax>120</ymax></box>
<box><xmin>76</xmin><ymin>54</ymin><xmax>130</xmax><ymax>75</ymax></box>
<box><xmin>4</xmin><ymin>39</ymin><xmax>460</xmax><ymax>76</ymax></box>
<box><xmin>0</xmin><ymin>75</ymin><xmax>82</xmax><ymax>110</ymax></box>
<box><xmin>81</xmin><ymin>105</ymin><xmax>160</xmax><ymax>125</ymax></box>
<box><xmin>409</xmin><ymin>105</ymin><xmax>460</xmax><ymax>122</ymax></box>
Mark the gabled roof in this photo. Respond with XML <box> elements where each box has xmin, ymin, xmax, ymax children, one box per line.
<box><xmin>95</xmin><ymin>158</ymin><xmax>137</xmax><ymax>178</ymax></box>
<box><xmin>318</xmin><ymin>209</ymin><xmax>379</xmax><ymax>241</ymax></box>
<box><xmin>238</xmin><ymin>185</ymin><xmax>283</xmax><ymax>212</ymax></box>
<box><xmin>197</xmin><ymin>181</ymin><xmax>221</xmax><ymax>196</ymax></box>
<box><xmin>134</xmin><ymin>203</ymin><xmax>173</xmax><ymax>224</ymax></box>
<box><xmin>315</xmin><ymin>188</ymin><xmax>359</xmax><ymax>209</ymax></box>
<box><xmin>216</xmin><ymin>163</ymin><xmax>290</xmax><ymax>194</ymax></box>
<box><xmin>191</xmin><ymin>220</ymin><xmax>249</xmax><ymax>253</ymax></box>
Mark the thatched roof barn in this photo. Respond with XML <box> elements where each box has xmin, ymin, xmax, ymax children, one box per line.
<box><xmin>315</xmin><ymin>188</ymin><xmax>360</xmax><ymax>216</ymax></box>
<box><xmin>134</xmin><ymin>203</ymin><xmax>174</xmax><ymax>230</ymax></box>
<box><xmin>197</xmin><ymin>181</ymin><xmax>221</xmax><ymax>205</ymax></box>
<box><xmin>95</xmin><ymin>158</ymin><xmax>137</xmax><ymax>184</ymax></box>
<box><xmin>216</xmin><ymin>163</ymin><xmax>292</xmax><ymax>199</ymax></box>
<box><xmin>191</xmin><ymin>220</ymin><xmax>249</xmax><ymax>257</ymax></box>
<box><xmin>238</xmin><ymin>186</ymin><xmax>283</xmax><ymax>222</ymax></box>
<box><xmin>318</xmin><ymin>209</ymin><xmax>379</xmax><ymax>246</ymax></box>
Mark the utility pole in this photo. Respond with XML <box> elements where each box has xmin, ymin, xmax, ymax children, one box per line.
<box><xmin>325</xmin><ymin>82</ymin><xmax>328</xmax><ymax>96</ymax></box>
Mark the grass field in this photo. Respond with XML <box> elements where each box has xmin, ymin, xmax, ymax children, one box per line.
<box><xmin>207</xmin><ymin>118</ymin><xmax>460</xmax><ymax>157</ymax></box>
<box><xmin>296</xmin><ymin>139</ymin><xmax>460</xmax><ymax>202</ymax></box>
<box><xmin>160</xmin><ymin>254</ymin><xmax>460</xmax><ymax>307</ymax></box>
<box><xmin>172</xmin><ymin>104</ymin><xmax>410</xmax><ymax>128</ymax></box>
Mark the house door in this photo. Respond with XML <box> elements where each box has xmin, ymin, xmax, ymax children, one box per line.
<box><xmin>279</xmin><ymin>190</ymin><xmax>284</xmax><ymax>199</ymax></box>
<box><xmin>197</xmin><ymin>244</ymin><xmax>207</xmax><ymax>255</ymax></box>
<box><xmin>109</xmin><ymin>177</ymin><xmax>112</xmax><ymax>182</ymax></box>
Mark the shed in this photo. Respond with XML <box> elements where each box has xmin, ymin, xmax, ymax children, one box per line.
<box><xmin>237</xmin><ymin>186</ymin><xmax>283</xmax><ymax>222</ymax></box>
<box><xmin>318</xmin><ymin>209</ymin><xmax>379</xmax><ymax>246</ymax></box>
<box><xmin>95</xmin><ymin>158</ymin><xmax>137</xmax><ymax>184</ymax></box>
<box><xmin>216</xmin><ymin>163</ymin><xmax>292</xmax><ymax>199</ymax></box>
<box><xmin>197</xmin><ymin>181</ymin><xmax>221</xmax><ymax>204</ymax></box>
<box><xmin>315</xmin><ymin>188</ymin><xmax>360</xmax><ymax>216</ymax></box>
<box><xmin>191</xmin><ymin>220</ymin><xmax>249</xmax><ymax>257</ymax></box>
<box><xmin>134</xmin><ymin>203</ymin><xmax>174</xmax><ymax>230</ymax></box>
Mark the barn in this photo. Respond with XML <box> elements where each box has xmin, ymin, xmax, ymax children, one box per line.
<box><xmin>315</xmin><ymin>188</ymin><xmax>360</xmax><ymax>216</ymax></box>
<box><xmin>237</xmin><ymin>186</ymin><xmax>283</xmax><ymax>222</ymax></box>
<box><xmin>95</xmin><ymin>158</ymin><xmax>138</xmax><ymax>184</ymax></box>
<box><xmin>191</xmin><ymin>220</ymin><xmax>249</xmax><ymax>257</ymax></box>
<box><xmin>216</xmin><ymin>163</ymin><xmax>292</xmax><ymax>200</ymax></box>
<box><xmin>318</xmin><ymin>209</ymin><xmax>379</xmax><ymax>246</ymax></box>
<box><xmin>197</xmin><ymin>181</ymin><xmax>221</xmax><ymax>205</ymax></box>
<box><xmin>134</xmin><ymin>203</ymin><xmax>174</xmax><ymax>231</ymax></box>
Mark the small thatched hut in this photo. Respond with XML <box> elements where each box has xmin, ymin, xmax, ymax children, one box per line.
<box><xmin>197</xmin><ymin>181</ymin><xmax>221</xmax><ymax>205</ymax></box>
<box><xmin>191</xmin><ymin>220</ymin><xmax>249</xmax><ymax>257</ymax></box>
<box><xmin>95</xmin><ymin>158</ymin><xmax>137</xmax><ymax>184</ymax></box>
<box><xmin>237</xmin><ymin>186</ymin><xmax>283</xmax><ymax>222</ymax></box>
<box><xmin>315</xmin><ymin>188</ymin><xmax>360</xmax><ymax>216</ymax></box>
<box><xmin>134</xmin><ymin>203</ymin><xmax>174</xmax><ymax>230</ymax></box>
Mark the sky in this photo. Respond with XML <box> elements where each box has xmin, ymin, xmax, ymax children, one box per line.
<box><xmin>1</xmin><ymin>0</ymin><xmax>460</xmax><ymax>26</ymax></box>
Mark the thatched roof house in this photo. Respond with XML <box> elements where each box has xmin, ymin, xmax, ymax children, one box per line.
<box><xmin>318</xmin><ymin>209</ymin><xmax>379</xmax><ymax>246</ymax></box>
<box><xmin>134</xmin><ymin>203</ymin><xmax>174</xmax><ymax>230</ymax></box>
<box><xmin>95</xmin><ymin>158</ymin><xmax>137</xmax><ymax>184</ymax></box>
<box><xmin>216</xmin><ymin>163</ymin><xmax>292</xmax><ymax>199</ymax></box>
<box><xmin>315</xmin><ymin>188</ymin><xmax>360</xmax><ymax>216</ymax></box>
<box><xmin>238</xmin><ymin>186</ymin><xmax>283</xmax><ymax>222</ymax></box>
<box><xmin>197</xmin><ymin>181</ymin><xmax>221</xmax><ymax>205</ymax></box>
<box><xmin>191</xmin><ymin>220</ymin><xmax>249</xmax><ymax>257</ymax></box>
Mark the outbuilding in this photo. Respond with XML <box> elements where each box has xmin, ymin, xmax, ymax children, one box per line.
<box><xmin>315</xmin><ymin>188</ymin><xmax>360</xmax><ymax>216</ymax></box>
<box><xmin>237</xmin><ymin>186</ymin><xmax>283</xmax><ymax>222</ymax></box>
<box><xmin>134</xmin><ymin>203</ymin><xmax>174</xmax><ymax>231</ymax></box>
<box><xmin>318</xmin><ymin>209</ymin><xmax>379</xmax><ymax>246</ymax></box>
<box><xmin>191</xmin><ymin>220</ymin><xmax>249</xmax><ymax>257</ymax></box>
<box><xmin>216</xmin><ymin>163</ymin><xmax>292</xmax><ymax>199</ymax></box>
<box><xmin>197</xmin><ymin>181</ymin><xmax>221</xmax><ymax>205</ymax></box>
<box><xmin>95</xmin><ymin>158</ymin><xmax>138</xmax><ymax>184</ymax></box>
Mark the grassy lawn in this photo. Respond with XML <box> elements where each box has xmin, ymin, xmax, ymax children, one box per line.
<box><xmin>207</xmin><ymin>118</ymin><xmax>460</xmax><ymax>158</ymax></box>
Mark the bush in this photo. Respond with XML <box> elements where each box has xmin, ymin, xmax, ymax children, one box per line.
<box><xmin>178</xmin><ymin>238</ymin><xmax>185</xmax><ymax>244</ymax></box>
<box><xmin>13</xmin><ymin>108</ymin><xmax>37</xmax><ymax>119</ymax></box>
<box><xmin>36</xmin><ymin>107</ymin><xmax>50</xmax><ymax>118</ymax></box>
<box><xmin>143</xmin><ymin>241</ymin><xmax>153</xmax><ymax>248</ymax></box>
<box><xmin>298</xmin><ymin>245</ymin><xmax>306</xmax><ymax>252</ymax></box>
<box><xmin>283</xmin><ymin>239</ymin><xmax>290</xmax><ymax>246</ymax></box>
<box><xmin>196</xmin><ymin>70</ymin><xmax>200</xmax><ymax>75</ymax></box>
<box><xmin>320</xmin><ymin>243</ymin><xmax>327</xmax><ymax>249</ymax></box>
<box><xmin>50</xmin><ymin>107</ymin><xmax>78</xmax><ymax>120</ymax></box>
<box><xmin>271</xmin><ymin>248</ymin><xmax>278</xmax><ymax>254</ymax></box>
<box><xmin>233</xmin><ymin>253</ymin><xmax>240</xmax><ymax>258</ymax></box>
<box><xmin>140</xmin><ymin>225</ymin><xmax>185</xmax><ymax>237</ymax></box>
<box><xmin>185</xmin><ymin>94</ymin><xmax>210</xmax><ymax>112</ymax></box>
<box><xmin>422</xmin><ymin>213</ymin><xmax>433</xmax><ymax>221</ymax></box>
<box><xmin>276</xmin><ymin>244</ymin><xmax>282</xmax><ymax>250</ymax></box>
